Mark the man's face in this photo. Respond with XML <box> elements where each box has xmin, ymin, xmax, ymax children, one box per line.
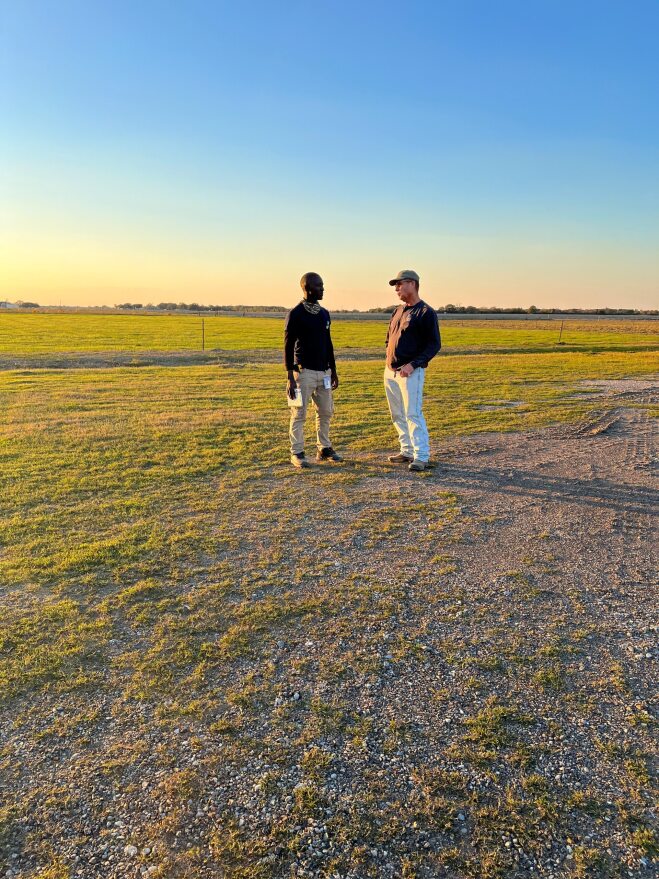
<box><xmin>305</xmin><ymin>275</ymin><xmax>324</xmax><ymax>302</ymax></box>
<box><xmin>395</xmin><ymin>279</ymin><xmax>416</xmax><ymax>303</ymax></box>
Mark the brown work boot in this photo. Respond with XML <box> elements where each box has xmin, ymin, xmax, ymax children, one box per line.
<box><xmin>388</xmin><ymin>453</ymin><xmax>413</xmax><ymax>463</ymax></box>
<box><xmin>291</xmin><ymin>452</ymin><xmax>311</xmax><ymax>469</ymax></box>
<box><xmin>409</xmin><ymin>460</ymin><xmax>427</xmax><ymax>472</ymax></box>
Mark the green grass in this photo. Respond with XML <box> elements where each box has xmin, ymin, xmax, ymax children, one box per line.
<box><xmin>0</xmin><ymin>312</ymin><xmax>657</xmax><ymax>356</ymax></box>
<box><xmin>1</xmin><ymin>350</ymin><xmax>656</xmax><ymax>596</ymax></box>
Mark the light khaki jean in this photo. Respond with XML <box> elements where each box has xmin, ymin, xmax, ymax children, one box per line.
<box><xmin>289</xmin><ymin>368</ymin><xmax>334</xmax><ymax>455</ymax></box>
<box><xmin>384</xmin><ymin>366</ymin><xmax>429</xmax><ymax>462</ymax></box>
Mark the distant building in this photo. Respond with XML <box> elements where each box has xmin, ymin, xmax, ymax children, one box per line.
<box><xmin>0</xmin><ymin>301</ymin><xmax>18</xmax><ymax>309</ymax></box>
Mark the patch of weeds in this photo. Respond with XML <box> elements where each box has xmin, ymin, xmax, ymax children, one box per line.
<box><xmin>391</xmin><ymin>634</ymin><xmax>428</xmax><ymax>662</ymax></box>
<box><xmin>630</xmin><ymin>826</ymin><xmax>659</xmax><ymax>857</ymax></box>
<box><xmin>627</xmin><ymin>707</ymin><xmax>655</xmax><ymax>727</ymax></box>
<box><xmin>0</xmin><ymin>804</ymin><xmax>19</xmax><ymax>851</ymax></box>
<box><xmin>571</xmin><ymin>845</ymin><xmax>609</xmax><ymax>878</ymax></box>
<box><xmin>410</xmin><ymin>767</ymin><xmax>468</xmax><ymax>798</ymax></box>
<box><xmin>256</xmin><ymin>770</ymin><xmax>281</xmax><ymax>800</ymax></box>
<box><xmin>160</xmin><ymin>767</ymin><xmax>203</xmax><ymax>802</ymax></box>
<box><xmin>317</xmin><ymin>653</ymin><xmax>355</xmax><ymax>682</ymax></box>
<box><xmin>463</xmin><ymin>699</ymin><xmax>534</xmax><ymax>748</ymax></box>
<box><xmin>608</xmin><ymin>660</ymin><xmax>629</xmax><ymax>693</ymax></box>
<box><xmin>401</xmin><ymin>855</ymin><xmax>422</xmax><ymax>878</ymax></box>
<box><xmin>531</xmin><ymin>791</ymin><xmax>560</xmax><ymax>821</ymax></box>
<box><xmin>504</xmin><ymin>569</ymin><xmax>528</xmax><ymax>583</ymax></box>
<box><xmin>596</xmin><ymin>740</ymin><xmax>651</xmax><ymax>785</ymax></box>
<box><xmin>473</xmin><ymin>655</ymin><xmax>504</xmax><ymax>672</ymax></box>
<box><xmin>300</xmin><ymin>746</ymin><xmax>332</xmax><ymax>780</ymax></box>
<box><xmin>208</xmin><ymin>817</ymin><xmax>273</xmax><ymax>876</ymax></box>
<box><xmin>475</xmin><ymin>850</ymin><xmax>514</xmax><ymax>879</ymax></box>
<box><xmin>292</xmin><ymin>782</ymin><xmax>325</xmax><ymax>819</ymax></box>
<box><xmin>536</xmin><ymin>642</ymin><xmax>565</xmax><ymax>658</ymax></box>
<box><xmin>347</xmin><ymin>712</ymin><xmax>374</xmax><ymax>748</ymax></box>
<box><xmin>383</xmin><ymin>718</ymin><xmax>414</xmax><ymax>753</ymax></box>
<box><xmin>209</xmin><ymin>717</ymin><xmax>239</xmax><ymax>737</ymax></box>
<box><xmin>463</xmin><ymin>674</ymin><xmax>485</xmax><ymax>692</ymax></box>
<box><xmin>35</xmin><ymin>862</ymin><xmax>71</xmax><ymax>879</ymax></box>
<box><xmin>532</xmin><ymin>664</ymin><xmax>564</xmax><ymax>691</ymax></box>
<box><xmin>508</xmin><ymin>744</ymin><xmax>534</xmax><ymax>769</ymax></box>
<box><xmin>308</xmin><ymin>696</ymin><xmax>349</xmax><ymax>733</ymax></box>
<box><xmin>214</xmin><ymin>628</ymin><xmax>255</xmax><ymax>661</ymax></box>
<box><xmin>623</xmin><ymin>753</ymin><xmax>650</xmax><ymax>785</ymax></box>
<box><xmin>446</xmin><ymin>741</ymin><xmax>500</xmax><ymax>768</ymax></box>
<box><xmin>520</xmin><ymin>772</ymin><xmax>548</xmax><ymax>792</ymax></box>
<box><xmin>225</xmin><ymin>678</ymin><xmax>268</xmax><ymax>715</ymax></box>
<box><xmin>566</xmin><ymin>790</ymin><xmax>606</xmax><ymax>816</ymax></box>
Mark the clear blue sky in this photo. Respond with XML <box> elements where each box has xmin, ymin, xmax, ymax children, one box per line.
<box><xmin>2</xmin><ymin>0</ymin><xmax>658</xmax><ymax>309</ymax></box>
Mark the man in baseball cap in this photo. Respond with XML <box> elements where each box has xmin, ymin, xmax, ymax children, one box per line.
<box><xmin>389</xmin><ymin>269</ymin><xmax>420</xmax><ymax>286</ymax></box>
<box><xmin>383</xmin><ymin>269</ymin><xmax>441</xmax><ymax>471</ymax></box>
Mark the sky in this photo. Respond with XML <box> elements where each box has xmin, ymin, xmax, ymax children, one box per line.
<box><xmin>1</xmin><ymin>0</ymin><xmax>658</xmax><ymax>310</ymax></box>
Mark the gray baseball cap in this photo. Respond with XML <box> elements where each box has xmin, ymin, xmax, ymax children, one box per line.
<box><xmin>389</xmin><ymin>269</ymin><xmax>420</xmax><ymax>286</ymax></box>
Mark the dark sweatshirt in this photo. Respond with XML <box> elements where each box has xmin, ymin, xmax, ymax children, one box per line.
<box><xmin>385</xmin><ymin>300</ymin><xmax>441</xmax><ymax>370</ymax></box>
<box><xmin>284</xmin><ymin>302</ymin><xmax>336</xmax><ymax>372</ymax></box>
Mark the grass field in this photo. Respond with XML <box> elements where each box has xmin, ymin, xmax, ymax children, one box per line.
<box><xmin>2</xmin><ymin>348</ymin><xmax>657</xmax><ymax>597</ymax></box>
<box><xmin>1</xmin><ymin>313</ymin><xmax>658</xmax><ymax>357</ymax></box>
<box><xmin>1</xmin><ymin>320</ymin><xmax>657</xmax><ymax>878</ymax></box>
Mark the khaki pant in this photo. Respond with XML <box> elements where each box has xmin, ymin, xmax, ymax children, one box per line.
<box><xmin>289</xmin><ymin>368</ymin><xmax>334</xmax><ymax>455</ymax></box>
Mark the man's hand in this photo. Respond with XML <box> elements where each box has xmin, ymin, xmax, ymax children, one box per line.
<box><xmin>399</xmin><ymin>363</ymin><xmax>415</xmax><ymax>378</ymax></box>
<box><xmin>287</xmin><ymin>370</ymin><xmax>298</xmax><ymax>400</ymax></box>
<box><xmin>331</xmin><ymin>370</ymin><xmax>339</xmax><ymax>390</ymax></box>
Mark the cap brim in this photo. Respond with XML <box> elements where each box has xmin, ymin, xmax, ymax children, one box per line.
<box><xmin>388</xmin><ymin>279</ymin><xmax>399</xmax><ymax>286</ymax></box>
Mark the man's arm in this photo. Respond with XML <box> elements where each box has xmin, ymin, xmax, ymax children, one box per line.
<box><xmin>284</xmin><ymin>310</ymin><xmax>297</xmax><ymax>371</ymax></box>
<box><xmin>327</xmin><ymin>315</ymin><xmax>339</xmax><ymax>389</ymax></box>
<box><xmin>410</xmin><ymin>310</ymin><xmax>441</xmax><ymax>369</ymax></box>
<box><xmin>384</xmin><ymin>309</ymin><xmax>396</xmax><ymax>349</ymax></box>
<box><xmin>284</xmin><ymin>310</ymin><xmax>298</xmax><ymax>399</ymax></box>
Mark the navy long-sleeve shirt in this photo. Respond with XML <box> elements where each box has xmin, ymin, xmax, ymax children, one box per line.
<box><xmin>385</xmin><ymin>300</ymin><xmax>441</xmax><ymax>370</ymax></box>
<box><xmin>284</xmin><ymin>302</ymin><xmax>336</xmax><ymax>372</ymax></box>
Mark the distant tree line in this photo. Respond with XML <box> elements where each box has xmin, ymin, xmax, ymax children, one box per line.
<box><xmin>107</xmin><ymin>302</ymin><xmax>658</xmax><ymax>316</ymax></box>
<box><xmin>115</xmin><ymin>303</ymin><xmax>288</xmax><ymax>312</ymax></box>
<box><xmin>435</xmin><ymin>305</ymin><xmax>658</xmax><ymax>315</ymax></box>
<box><xmin>362</xmin><ymin>304</ymin><xmax>658</xmax><ymax>316</ymax></box>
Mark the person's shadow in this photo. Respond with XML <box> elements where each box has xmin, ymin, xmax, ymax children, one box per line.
<box><xmin>430</xmin><ymin>462</ymin><xmax>658</xmax><ymax>520</ymax></box>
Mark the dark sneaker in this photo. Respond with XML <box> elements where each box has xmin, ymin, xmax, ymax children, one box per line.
<box><xmin>316</xmin><ymin>447</ymin><xmax>343</xmax><ymax>462</ymax></box>
<box><xmin>388</xmin><ymin>453</ymin><xmax>413</xmax><ymax>463</ymax></box>
<box><xmin>291</xmin><ymin>452</ymin><xmax>311</xmax><ymax>469</ymax></box>
<box><xmin>409</xmin><ymin>460</ymin><xmax>427</xmax><ymax>472</ymax></box>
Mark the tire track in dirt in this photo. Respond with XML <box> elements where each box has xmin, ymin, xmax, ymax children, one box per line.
<box><xmin>610</xmin><ymin>392</ymin><xmax>657</xmax><ymax>588</ymax></box>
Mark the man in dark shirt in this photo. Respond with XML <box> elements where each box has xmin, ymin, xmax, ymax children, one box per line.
<box><xmin>384</xmin><ymin>269</ymin><xmax>441</xmax><ymax>472</ymax></box>
<box><xmin>284</xmin><ymin>272</ymin><xmax>342</xmax><ymax>469</ymax></box>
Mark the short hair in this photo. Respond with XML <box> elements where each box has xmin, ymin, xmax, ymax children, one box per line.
<box><xmin>300</xmin><ymin>272</ymin><xmax>321</xmax><ymax>292</ymax></box>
